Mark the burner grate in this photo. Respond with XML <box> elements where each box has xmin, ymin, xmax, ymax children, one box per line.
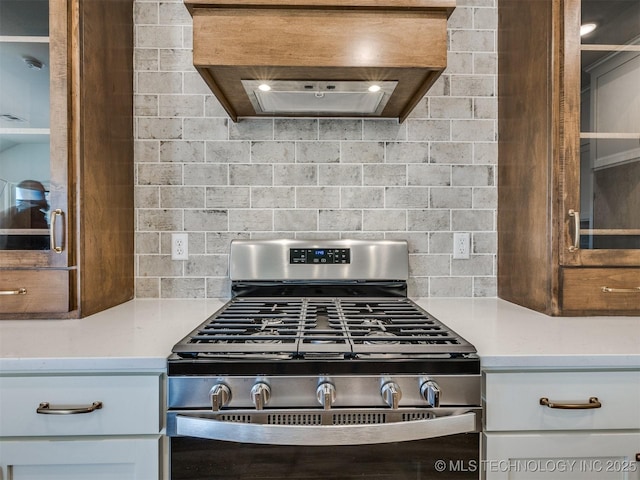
<box><xmin>172</xmin><ymin>297</ymin><xmax>475</xmax><ymax>357</ymax></box>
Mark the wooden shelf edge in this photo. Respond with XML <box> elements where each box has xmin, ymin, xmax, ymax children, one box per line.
<box><xmin>185</xmin><ymin>0</ymin><xmax>455</xmax><ymax>12</ymax></box>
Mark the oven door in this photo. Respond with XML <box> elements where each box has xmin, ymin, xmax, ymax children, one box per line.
<box><xmin>167</xmin><ymin>408</ymin><xmax>481</xmax><ymax>479</ymax></box>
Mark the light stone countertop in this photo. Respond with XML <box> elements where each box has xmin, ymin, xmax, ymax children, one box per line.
<box><xmin>414</xmin><ymin>298</ymin><xmax>640</xmax><ymax>370</ymax></box>
<box><xmin>0</xmin><ymin>299</ymin><xmax>225</xmax><ymax>372</ymax></box>
<box><xmin>0</xmin><ymin>298</ymin><xmax>638</xmax><ymax>373</ymax></box>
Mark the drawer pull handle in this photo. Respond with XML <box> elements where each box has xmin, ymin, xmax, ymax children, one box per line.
<box><xmin>539</xmin><ymin>397</ymin><xmax>601</xmax><ymax>409</ymax></box>
<box><xmin>0</xmin><ymin>288</ymin><xmax>27</xmax><ymax>296</ymax></box>
<box><xmin>37</xmin><ymin>401</ymin><xmax>103</xmax><ymax>415</ymax></box>
<box><xmin>601</xmin><ymin>286</ymin><xmax>640</xmax><ymax>294</ymax></box>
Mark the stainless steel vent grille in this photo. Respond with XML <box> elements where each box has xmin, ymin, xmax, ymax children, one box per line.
<box><xmin>220</xmin><ymin>412</ymin><xmax>389</xmax><ymax>426</ymax></box>
<box><xmin>218</xmin><ymin>414</ymin><xmax>253</xmax><ymax>423</ymax></box>
<box><xmin>209</xmin><ymin>409</ymin><xmax>440</xmax><ymax>426</ymax></box>
<box><xmin>333</xmin><ymin>412</ymin><xmax>386</xmax><ymax>425</ymax></box>
<box><xmin>402</xmin><ymin>412</ymin><xmax>434</xmax><ymax>421</ymax></box>
<box><xmin>268</xmin><ymin>413</ymin><xmax>323</xmax><ymax>425</ymax></box>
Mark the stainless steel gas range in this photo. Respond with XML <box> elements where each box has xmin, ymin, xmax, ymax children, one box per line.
<box><xmin>167</xmin><ymin>239</ymin><xmax>481</xmax><ymax>479</ymax></box>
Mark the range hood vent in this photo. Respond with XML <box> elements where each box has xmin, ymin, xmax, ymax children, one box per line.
<box><xmin>242</xmin><ymin>80</ymin><xmax>397</xmax><ymax>115</ymax></box>
<box><xmin>185</xmin><ymin>0</ymin><xmax>455</xmax><ymax>122</ymax></box>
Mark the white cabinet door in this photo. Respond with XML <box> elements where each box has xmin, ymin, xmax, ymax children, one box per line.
<box><xmin>0</xmin><ymin>437</ymin><xmax>160</xmax><ymax>480</ymax></box>
<box><xmin>483</xmin><ymin>432</ymin><xmax>640</xmax><ymax>480</ymax></box>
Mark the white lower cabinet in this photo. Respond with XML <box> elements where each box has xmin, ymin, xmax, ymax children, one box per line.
<box><xmin>482</xmin><ymin>370</ymin><xmax>640</xmax><ymax>480</ymax></box>
<box><xmin>0</xmin><ymin>437</ymin><xmax>160</xmax><ymax>480</ymax></box>
<box><xmin>0</xmin><ymin>373</ymin><xmax>163</xmax><ymax>480</ymax></box>
<box><xmin>483</xmin><ymin>432</ymin><xmax>640</xmax><ymax>479</ymax></box>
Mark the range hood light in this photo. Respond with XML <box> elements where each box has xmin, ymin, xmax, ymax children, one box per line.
<box><xmin>242</xmin><ymin>80</ymin><xmax>398</xmax><ymax>115</ymax></box>
<box><xmin>580</xmin><ymin>23</ymin><xmax>597</xmax><ymax>36</ymax></box>
<box><xmin>368</xmin><ymin>84</ymin><xmax>381</xmax><ymax>93</ymax></box>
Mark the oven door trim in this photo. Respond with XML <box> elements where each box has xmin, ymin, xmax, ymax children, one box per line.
<box><xmin>169</xmin><ymin>408</ymin><xmax>480</xmax><ymax>446</ymax></box>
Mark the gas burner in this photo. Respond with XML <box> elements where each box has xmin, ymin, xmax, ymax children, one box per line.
<box><xmin>261</xmin><ymin>318</ymin><xmax>284</xmax><ymax>328</ymax></box>
<box><xmin>246</xmin><ymin>330</ymin><xmax>282</xmax><ymax>344</ymax></box>
<box><xmin>308</xmin><ymin>331</ymin><xmax>341</xmax><ymax>344</ymax></box>
<box><xmin>360</xmin><ymin>319</ymin><xmax>387</xmax><ymax>328</ymax></box>
<box><xmin>363</xmin><ymin>331</ymin><xmax>400</xmax><ymax>345</ymax></box>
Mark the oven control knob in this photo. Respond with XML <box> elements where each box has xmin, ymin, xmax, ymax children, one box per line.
<box><xmin>420</xmin><ymin>380</ymin><xmax>441</xmax><ymax>408</ymax></box>
<box><xmin>316</xmin><ymin>382</ymin><xmax>336</xmax><ymax>410</ymax></box>
<box><xmin>381</xmin><ymin>382</ymin><xmax>402</xmax><ymax>409</ymax></box>
<box><xmin>251</xmin><ymin>382</ymin><xmax>271</xmax><ymax>410</ymax></box>
<box><xmin>210</xmin><ymin>383</ymin><xmax>231</xmax><ymax>411</ymax></box>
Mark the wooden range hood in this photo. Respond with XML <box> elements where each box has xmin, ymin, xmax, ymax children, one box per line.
<box><xmin>184</xmin><ymin>0</ymin><xmax>455</xmax><ymax>123</ymax></box>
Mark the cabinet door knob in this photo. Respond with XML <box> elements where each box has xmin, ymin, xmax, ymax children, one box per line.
<box><xmin>539</xmin><ymin>397</ymin><xmax>601</xmax><ymax>409</ymax></box>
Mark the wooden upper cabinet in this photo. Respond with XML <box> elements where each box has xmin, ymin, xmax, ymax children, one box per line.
<box><xmin>184</xmin><ymin>0</ymin><xmax>455</xmax><ymax>122</ymax></box>
<box><xmin>0</xmin><ymin>0</ymin><xmax>134</xmax><ymax>319</ymax></box>
<box><xmin>497</xmin><ymin>0</ymin><xmax>640</xmax><ymax>316</ymax></box>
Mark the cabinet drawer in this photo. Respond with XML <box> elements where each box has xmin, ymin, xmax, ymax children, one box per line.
<box><xmin>484</xmin><ymin>371</ymin><xmax>640</xmax><ymax>431</ymax></box>
<box><xmin>0</xmin><ymin>374</ymin><xmax>161</xmax><ymax>436</ymax></box>
<box><xmin>0</xmin><ymin>437</ymin><xmax>161</xmax><ymax>479</ymax></box>
<box><xmin>562</xmin><ymin>268</ymin><xmax>640</xmax><ymax>314</ymax></box>
<box><xmin>483</xmin><ymin>432</ymin><xmax>640</xmax><ymax>480</ymax></box>
<box><xmin>0</xmin><ymin>270</ymin><xmax>69</xmax><ymax>314</ymax></box>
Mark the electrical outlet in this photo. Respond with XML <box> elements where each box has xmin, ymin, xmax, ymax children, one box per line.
<box><xmin>171</xmin><ymin>233</ymin><xmax>189</xmax><ymax>260</ymax></box>
<box><xmin>453</xmin><ymin>232</ymin><xmax>470</xmax><ymax>259</ymax></box>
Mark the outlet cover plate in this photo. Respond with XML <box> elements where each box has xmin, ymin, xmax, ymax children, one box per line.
<box><xmin>171</xmin><ymin>233</ymin><xmax>189</xmax><ymax>260</ymax></box>
<box><xmin>453</xmin><ymin>232</ymin><xmax>470</xmax><ymax>259</ymax></box>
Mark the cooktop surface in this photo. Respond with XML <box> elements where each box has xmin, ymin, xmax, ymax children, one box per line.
<box><xmin>172</xmin><ymin>297</ymin><xmax>476</xmax><ymax>358</ymax></box>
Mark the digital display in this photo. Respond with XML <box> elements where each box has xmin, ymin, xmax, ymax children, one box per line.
<box><xmin>290</xmin><ymin>248</ymin><xmax>350</xmax><ymax>264</ymax></box>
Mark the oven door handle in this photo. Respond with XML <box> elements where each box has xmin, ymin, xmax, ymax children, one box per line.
<box><xmin>176</xmin><ymin>412</ymin><xmax>478</xmax><ymax>446</ymax></box>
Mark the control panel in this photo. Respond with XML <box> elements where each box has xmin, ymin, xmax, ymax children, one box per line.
<box><xmin>200</xmin><ymin>376</ymin><xmax>444</xmax><ymax>411</ymax></box>
<box><xmin>290</xmin><ymin>248</ymin><xmax>350</xmax><ymax>264</ymax></box>
<box><xmin>168</xmin><ymin>374</ymin><xmax>481</xmax><ymax>412</ymax></box>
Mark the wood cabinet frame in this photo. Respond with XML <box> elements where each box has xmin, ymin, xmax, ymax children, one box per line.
<box><xmin>0</xmin><ymin>0</ymin><xmax>134</xmax><ymax>319</ymax></box>
<box><xmin>497</xmin><ymin>0</ymin><xmax>640</xmax><ymax>315</ymax></box>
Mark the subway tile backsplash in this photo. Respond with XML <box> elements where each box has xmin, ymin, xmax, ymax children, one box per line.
<box><xmin>133</xmin><ymin>0</ymin><xmax>497</xmax><ymax>299</ymax></box>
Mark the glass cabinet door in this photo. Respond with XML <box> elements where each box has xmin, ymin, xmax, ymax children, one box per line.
<box><xmin>578</xmin><ymin>0</ymin><xmax>640</xmax><ymax>251</ymax></box>
<box><xmin>0</xmin><ymin>0</ymin><xmax>67</xmax><ymax>268</ymax></box>
<box><xmin>0</xmin><ymin>0</ymin><xmax>67</xmax><ymax>261</ymax></box>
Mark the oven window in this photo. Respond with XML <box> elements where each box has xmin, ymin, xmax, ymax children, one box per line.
<box><xmin>171</xmin><ymin>433</ymin><xmax>479</xmax><ymax>479</ymax></box>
